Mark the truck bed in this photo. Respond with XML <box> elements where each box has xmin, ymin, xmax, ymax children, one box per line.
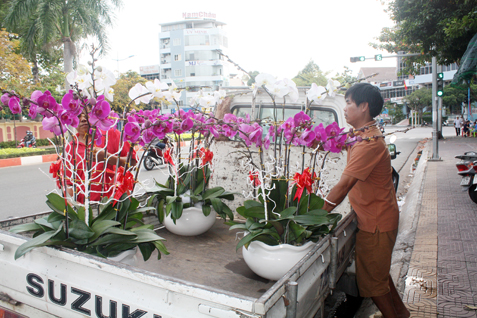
<box><xmin>0</xmin><ymin>211</ymin><xmax>356</xmax><ymax>318</ymax></box>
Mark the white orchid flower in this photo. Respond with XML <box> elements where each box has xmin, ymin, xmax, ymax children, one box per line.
<box><xmin>200</xmin><ymin>95</ymin><xmax>216</xmax><ymax>108</ymax></box>
<box><xmin>190</xmin><ymin>90</ymin><xmax>204</xmax><ymax>106</ymax></box>
<box><xmin>75</xmin><ymin>74</ymin><xmax>93</xmax><ymax>90</ymax></box>
<box><xmin>326</xmin><ymin>79</ymin><xmax>341</xmax><ymax>97</ymax></box>
<box><xmin>146</xmin><ymin>79</ymin><xmax>168</xmax><ymax>98</ymax></box>
<box><xmin>95</xmin><ymin>68</ymin><xmax>117</xmax><ymax>91</ymax></box>
<box><xmin>104</xmin><ymin>86</ymin><xmax>114</xmax><ymax>102</ymax></box>
<box><xmin>255</xmin><ymin>73</ymin><xmax>276</xmax><ymax>91</ymax></box>
<box><xmin>129</xmin><ymin>83</ymin><xmax>153</xmax><ymax>105</ymax></box>
<box><xmin>282</xmin><ymin>78</ymin><xmax>299</xmax><ymax>103</ymax></box>
<box><xmin>307</xmin><ymin>83</ymin><xmax>327</xmax><ymax>104</ymax></box>
<box><xmin>269</xmin><ymin>80</ymin><xmax>289</xmax><ymax>98</ymax></box>
<box><xmin>77</xmin><ymin>65</ymin><xmax>90</xmax><ymax>76</ymax></box>
<box><xmin>214</xmin><ymin>89</ymin><xmax>226</xmax><ymax>101</ymax></box>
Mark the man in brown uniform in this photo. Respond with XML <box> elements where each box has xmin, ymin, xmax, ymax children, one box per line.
<box><xmin>324</xmin><ymin>83</ymin><xmax>409</xmax><ymax>318</ymax></box>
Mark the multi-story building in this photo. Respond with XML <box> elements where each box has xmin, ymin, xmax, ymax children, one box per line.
<box><xmin>139</xmin><ymin>65</ymin><xmax>160</xmax><ymax>81</ymax></box>
<box><xmin>158</xmin><ymin>15</ymin><xmax>230</xmax><ymax>106</ymax></box>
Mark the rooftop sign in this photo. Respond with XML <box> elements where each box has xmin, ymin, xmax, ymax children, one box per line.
<box><xmin>182</xmin><ymin>12</ymin><xmax>216</xmax><ymax>19</ymax></box>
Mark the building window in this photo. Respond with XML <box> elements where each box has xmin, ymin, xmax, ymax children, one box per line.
<box><xmin>174</xmin><ymin>69</ymin><xmax>182</xmax><ymax>77</ymax></box>
<box><xmin>173</xmin><ymin>38</ymin><xmax>181</xmax><ymax>46</ymax></box>
<box><xmin>174</xmin><ymin>54</ymin><xmax>182</xmax><ymax>61</ymax></box>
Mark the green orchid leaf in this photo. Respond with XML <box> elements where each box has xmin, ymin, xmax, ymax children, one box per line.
<box><xmin>138</xmin><ymin>242</ymin><xmax>154</xmax><ymax>261</ymax></box>
<box><xmin>291</xmin><ymin>215</ymin><xmax>331</xmax><ymax>226</ymax></box>
<box><xmin>146</xmin><ymin>194</ymin><xmax>158</xmax><ymax>207</ymax></box>
<box><xmin>221</xmin><ymin>204</ymin><xmax>234</xmax><ymax>220</ymax></box>
<box><xmin>216</xmin><ymin>191</ymin><xmax>235</xmax><ymax>201</ymax></box>
<box><xmin>202</xmin><ymin>204</ymin><xmax>211</xmax><ymax>217</ymax></box>
<box><xmin>308</xmin><ymin>193</ymin><xmax>324</xmax><ymax>210</ymax></box>
<box><xmin>89</xmin><ymin>220</ymin><xmax>121</xmax><ymax>241</ymax></box>
<box><xmin>244</xmin><ymin>200</ymin><xmax>263</xmax><ymax>209</ymax></box>
<box><xmin>269</xmin><ymin>178</ymin><xmax>288</xmax><ymax>212</ymax></box>
<box><xmin>93</xmin><ymin>203</ymin><xmax>116</xmax><ymax>223</ymax></box>
<box><xmin>228</xmin><ymin>223</ymin><xmax>248</xmax><ymax>231</ymax></box>
<box><xmin>129</xmin><ymin>197</ymin><xmax>140</xmax><ymax>212</ymax></box>
<box><xmin>280</xmin><ymin>207</ymin><xmax>297</xmax><ymax>218</ymax></box>
<box><xmin>14</xmin><ymin>225</ymin><xmax>63</xmax><ymax>260</ymax></box>
<box><xmin>171</xmin><ymin>201</ymin><xmax>183</xmax><ymax>223</ymax></box>
<box><xmin>166</xmin><ymin>196</ymin><xmax>178</xmax><ymax>205</ymax></box>
<box><xmin>91</xmin><ymin>233</ymin><xmax>137</xmax><ymax>246</ymax></box>
<box><xmin>203</xmin><ymin>187</ymin><xmax>225</xmax><ymax>199</ymax></box>
<box><xmin>152</xmin><ymin>240</ymin><xmax>170</xmax><ymax>259</ymax></box>
<box><xmin>46</xmin><ymin>193</ymin><xmax>67</xmax><ymax>212</ymax></box>
<box><xmin>307</xmin><ymin>209</ymin><xmax>328</xmax><ymax>216</ymax></box>
<box><xmin>240</xmin><ymin>206</ymin><xmax>265</xmax><ymax>219</ymax></box>
<box><xmin>210</xmin><ymin>198</ymin><xmax>224</xmax><ymax>213</ymax></box>
<box><xmin>68</xmin><ymin>219</ymin><xmax>95</xmax><ymax>240</ymax></box>
<box><xmin>131</xmin><ymin>229</ymin><xmax>167</xmax><ymax>243</ymax></box>
<box><xmin>35</xmin><ymin>217</ymin><xmax>57</xmax><ymax>231</ymax></box>
<box><xmin>130</xmin><ymin>207</ymin><xmax>155</xmax><ymax>214</ymax></box>
<box><xmin>157</xmin><ymin>198</ymin><xmax>165</xmax><ymax>223</ymax></box>
<box><xmin>9</xmin><ymin>222</ymin><xmax>43</xmax><ymax>234</ymax></box>
<box><xmin>193</xmin><ymin>180</ymin><xmax>205</xmax><ymax>196</ymax></box>
<box><xmin>47</xmin><ymin>212</ymin><xmax>65</xmax><ymax>224</ymax></box>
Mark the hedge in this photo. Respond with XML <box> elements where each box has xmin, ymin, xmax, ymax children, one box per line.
<box><xmin>0</xmin><ymin>147</ymin><xmax>58</xmax><ymax>159</ymax></box>
<box><xmin>0</xmin><ymin>137</ymin><xmax>61</xmax><ymax>149</ymax></box>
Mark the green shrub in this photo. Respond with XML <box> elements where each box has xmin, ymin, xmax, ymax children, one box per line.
<box><xmin>0</xmin><ymin>137</ymin><xmax>60</xmax><ymax>149</ymax></box>
<box><xmin>0</xmin><ymin>147</ymin><xmax>58</xmax><ymax>159</ymax></box>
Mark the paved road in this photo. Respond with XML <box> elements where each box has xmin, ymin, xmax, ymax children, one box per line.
<box><xmin>0</xmin><ymin>126</ymin><xmax>457</xmax><ymax>220</ymax></box>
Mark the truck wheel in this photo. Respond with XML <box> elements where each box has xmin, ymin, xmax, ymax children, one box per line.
<box><xmin>143</xmin><ymin>156</ymin><xmax>155</xmax><ymax>171</ymax></box>
<box><xmin>468</xmin><ymin>185</ymin><xmax>477</xmax><ymax>203</ymax></box>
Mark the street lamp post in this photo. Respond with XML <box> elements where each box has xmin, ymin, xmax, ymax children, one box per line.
<box><xmin>113</xmin><ymin>54</ymin><xmax>135</xmax><ymax>76</ymax></box>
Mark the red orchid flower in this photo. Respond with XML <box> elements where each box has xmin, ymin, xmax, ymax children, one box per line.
<box><xmin>293</xmin><ymin>167</ymin><xmax>316</xmax><ymax>201</ymax></box>
<box><xmin>113</xmin><ymin>166</ymin><xmax>135</xmax><ymax>204</ymax></box>
<box><xmin>163</xmin><ymin>148</ymin><xmax>174</xmax><ymax>166</ymax></box>
<box><xmin>249</xmin><ymin>170</ymin><xmax>261</xmax><ymax>187</ymax></box>
<box><xmin>49</xmin><ymin>159</ymin><xmax>63</xmax><ymax>189</ymax></box>
<box><xmin>200</xmin><ymin>147</ymin><xmax>213</xmax><ymax>166</ymax></box>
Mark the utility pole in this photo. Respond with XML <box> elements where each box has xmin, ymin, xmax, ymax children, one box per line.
<box><xmin>430</xmin><ymin>56</ymin><xmax>441</xmax><ymax>161</ymax></box>
<box><xmin>437</xmin><ymin>64</ymin><xmax>443</xmax><ymax>139</ymax></box>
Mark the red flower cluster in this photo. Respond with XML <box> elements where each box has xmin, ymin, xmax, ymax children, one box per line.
<box><xmin>49</xmin><ymin>159</ymin><xmax>63</xmax><ymax>189</ymax></box>
<box><xmin>249</xmin><ymin>170</ymin><xmax>261</xmax><ymax>187</ymax></box>
<box><xmin>113</xmin><ymin>166</ymin><xmax>135</xmax><ymax>204</ymax></box>
<box><xmin>163</xmin><ymin>148</ymin><xmax>174</xmax><ymax>166</ymax></box>
<box><xmin>200</xmin><ymin>147</ymin><xmax>213</xmax><ymax>166</ymax></box>
<box><xmin>293</xmin><ymin>168</ymin><xmax>316</xmax><ymax>200</ymax></box>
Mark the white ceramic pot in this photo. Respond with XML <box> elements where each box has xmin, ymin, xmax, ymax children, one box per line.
<box><xmin>242</xmin><ymin>241</ymin><xmax>316</xmax><ymax>281</ymax></box>
<box><xmin>107</xmin><ymin>247</ymin><xmax>138</xmax><ymax>266</ymax></box>
<box><xmin>164</xmin><ymin>206</ymin><xmax>217</xmax><ymax>236</ymax></box>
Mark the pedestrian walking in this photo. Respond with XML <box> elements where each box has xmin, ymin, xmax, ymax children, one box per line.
<box><xmin>455</xmin><ymin>116</ymin><xmax>463</xmax><ymax>136</ymax></box>
<box><xmin>323</xmin><ymin>83</ymin><xmax>409</xmax><ymax>318</ymax></box>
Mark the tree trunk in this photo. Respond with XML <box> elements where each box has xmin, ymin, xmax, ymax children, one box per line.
<box><xmin>63</xmin><ymin>37</ymin><xmax>75</xmax><ymax>89</ymax></box>
<box><xmin>31</xmin><ymin>55</ymin><xmax>39</xmax><ymax>84</ymax></box>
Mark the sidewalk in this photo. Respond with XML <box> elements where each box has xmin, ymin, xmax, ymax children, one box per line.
<box><xmin>400</xmin><ymin>135</ymin><xmax>477</xmax><ymax>317</ymax></box>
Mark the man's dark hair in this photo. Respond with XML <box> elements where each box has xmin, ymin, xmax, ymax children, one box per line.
<box><xmin>345</xmin><ymin>83</ymin><xmax>384</xmax><ymax>118</ymax></box>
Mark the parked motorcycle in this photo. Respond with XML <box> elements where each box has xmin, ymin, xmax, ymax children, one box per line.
<box><xmin>455</xmin><ymin>151</ymin><xmax>477</xmax><ymax>203</ymax></box>
<box><xmin>388</xmin><ymin>142</ymin><xmax>400</xmax><ymax>192</ymax></box>
<box><xmin>17</xmin><ymin>131</ymin><xmax>36</xmax><ymax>148</ymax></box>
<box><xmin>143</xmin><ymin>142</ymin><xmax>166</xmax><ymax>170</ymax></box>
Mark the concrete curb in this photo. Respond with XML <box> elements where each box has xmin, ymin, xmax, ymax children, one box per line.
<box><xmin>0</xmin><ymin>154</ymin><xmax>58</xmax><ymax>168</ymax></box>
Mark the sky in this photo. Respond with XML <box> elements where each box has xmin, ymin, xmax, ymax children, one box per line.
<box><xmin>83</xmin><ymin>0</ymin><xmax>397</xmax><ymax>81</ymax></box>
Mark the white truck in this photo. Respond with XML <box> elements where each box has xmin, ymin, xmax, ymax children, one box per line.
<box><xmin>0</xmin><ymin>89</ymin><xmax>358</xmax><ymax>318</ymax></box>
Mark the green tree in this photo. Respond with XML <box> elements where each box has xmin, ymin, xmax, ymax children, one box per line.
<box><xmin>404</xmin><ymin>88</ymin><xmax>432</xmax><ymax>122</ymax></box>
<box><xmin>372</xmin><ymin>0</ymin><xmax>477</xmax><ymax>74</ymax></box>
<box><xmin>110</xmin><ymin>71</ymin><xmax>147</xmax><ymax>113</ymax></box>
<box><xmin>292</xmin><ymin>60</ymin><xmax>328</xmax><ymax>86</ymax></box>
<box><xmin>3</xmin><ymin>0</ymin><xmax>123</xmax><ymax>75</ymax></box>
<box><xmin>0</xmin><ymin>29</ymin><xmax>32</xmax><ymax>93</ymax></box>
<box><xmin>246</xmin><ymin>71</ymin><xmax>260</xmax><ymax>86</ymax></box>
<box><xmin>332</xmin><ymin>66</ymin><xmax>357</xmax><ymax>88</ymax></box>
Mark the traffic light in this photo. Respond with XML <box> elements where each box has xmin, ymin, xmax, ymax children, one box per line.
<box><xmin>350</xmin><ymin>56</ymin><xmax>366</xmax><ymax>63</ymax></box>
<box><xmin>375</xmin><ymin>54</ymin><xmax>383</xmax><ymax>61</ymax></box>
<box><xmin>437</xmin><ymin>72</ymin><xmax>444</xmax><ymax>97</ymax></box>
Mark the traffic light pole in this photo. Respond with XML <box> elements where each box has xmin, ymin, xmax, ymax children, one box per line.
<box><xmin>430</xmin><ymin>56</ymin><xmax>441</xmax><ymax>161</ymax></box>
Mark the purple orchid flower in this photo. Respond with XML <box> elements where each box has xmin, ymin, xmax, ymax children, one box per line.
<box><xmin>313</xmin><ymin>123</ymin><xmax>328</xmax><ymax>144</ymax></box>
<box><xmin>294</xmin><ymin>111</ymin><xmax>311</xmax><ymax>127</ymax></box>
<box><xmin>30</xmin><ymin>90</ymin><xmax>43</xmax><ymax>103</ymax></box>
<box><xmin>42</xmin><ymin>116</ymin><xmax>66</xmax><ymax>135</ymax></box>
<box><xmin>124</xmin><ymin>117</ymin><xmax>141</xmax><ymax>143</ymax></box>
<box><xmin>8</xmin><ymin>96</ymin><xmax>21</xmax><ymax>114</ymax></box>
<box><xmin>37</xmin><ymin>91</ymin><xmax>60</xmax><ymax>115</ymax></box>
<box><xmin>300</xmin><ymin>128</ymin><xmax>316</xmax><ymax>147</ymax></box>
<box><xmin>61</xmin><ymin>90</ymin><xmax>82</xmax><ymax>115</ymax></box>
<box><xmin>325</xmin><ymin>122</ymin><xmax>344</xmax><ymax>137</ymax></box>
<box><xmin>1</xmin><ymin>93</ymin><xmax>10</xmax><ymax>106</ymax></box>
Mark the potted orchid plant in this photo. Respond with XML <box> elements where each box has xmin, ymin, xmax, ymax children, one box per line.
<box><xmin>210</xmin><ymin>74</ymin><xmax>358</xmax><ymax>280</ymax></box>
<box><xmin>146</xmin><ymin>91</ymin><xmax>236</xmax><ymax>236</ymax></box>
<box><xmin>4</xmin><ymin>48</ymin><xmax>171</xmax><ymax>262</ymax></box>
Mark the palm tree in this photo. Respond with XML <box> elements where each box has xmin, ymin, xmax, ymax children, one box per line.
<box><xmin>4</xmin><ymin>0</ymin><xmax>122</xmax><ymax>75</ymax></box>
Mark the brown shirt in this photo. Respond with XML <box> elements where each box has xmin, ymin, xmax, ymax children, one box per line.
<box><xmin>342</xmin><ymin>121</ymin><xmax>399</xmax><ymax>233</ymax></box>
